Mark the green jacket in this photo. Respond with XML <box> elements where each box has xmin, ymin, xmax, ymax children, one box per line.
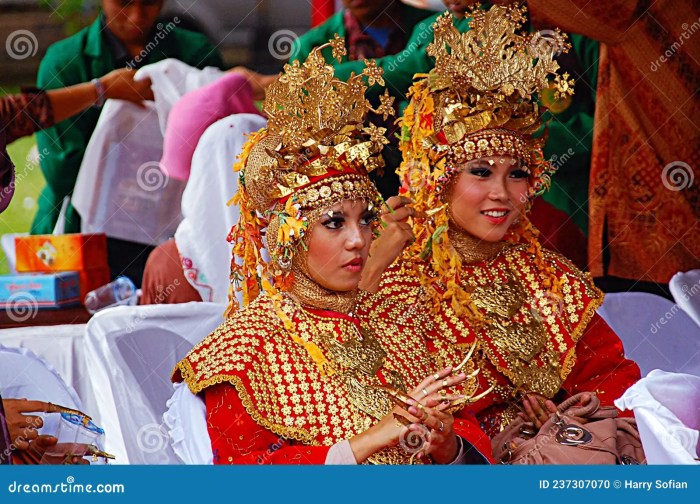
<box><xmin>290</xmin><ymin>5</ymin><xmax>433</xmax><ymax>65</ymax></box>
<box><xmin>328</xmin><ymin>10</ymin><xmax>462</xmax><ymax>104</ymax></box>
<box><xmin>32</xmin><ymin>16</ymin><xmax>223</xmax><ymax>235</ymax></box>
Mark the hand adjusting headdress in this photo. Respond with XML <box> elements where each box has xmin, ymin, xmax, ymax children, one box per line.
<box><xmin>228</xmin><ymin>36</ymin><xmax>394</xmax><ymax>313</ymax></box>
<box><xmin>397</xmin><ymin>4</ymin><xmax>574</xmax><ymax>318</ymax></box>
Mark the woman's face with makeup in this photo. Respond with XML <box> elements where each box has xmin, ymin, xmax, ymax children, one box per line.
<box><xmin>447</xmin><ymin>155</ymin><xmax>529</xmax><ymax>242</ymax></box>
<box><xmin>305</xmin><ymin>200</ymin><xmax>376</xmax><ymax>292</ymax></box>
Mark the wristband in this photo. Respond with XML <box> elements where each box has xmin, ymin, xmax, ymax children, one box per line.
<box><xmin>91</xmin><ymin>78</ymin><xmax>106</xmax><ymax>107</ymax></box>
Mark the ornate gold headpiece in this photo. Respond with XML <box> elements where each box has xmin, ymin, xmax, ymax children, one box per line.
<box><xmin>228</xmin><ymin>38</ymin><xmax>392</xmax><ymax>313</ymax></box>
<box><xmin>400</xmin><ymin>4</ymin><xmax>574</xmax><ymax>197</ymax></box>
<box><xmin>397</xmin><ymin>4</ymin><xmax>571</xmax><ymax>319</ymax></box>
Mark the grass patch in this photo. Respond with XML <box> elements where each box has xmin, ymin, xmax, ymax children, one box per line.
<box><xmin>0</xmin><ymin>135</ymin><xmax>46</xmax><ymax>274</ymax></box>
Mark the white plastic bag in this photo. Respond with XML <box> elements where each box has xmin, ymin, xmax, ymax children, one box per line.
<box><xmin>72</xmin><ymin>60</ymin><xmax>225</xmax><ymax>246</ymax></box>
<box><xmin>73</xmin><ymin>100</ymin><xmax>184</xmax><ymax>246</ymax></box>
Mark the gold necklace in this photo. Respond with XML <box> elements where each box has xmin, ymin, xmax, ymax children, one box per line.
<box><xmin>288</xmin><ymin>260</ymin><xmax>357</xmax><ymax>314</ymax></box>
<box><xmin>448</xmin><ymin>225</ymin><xmax>506</xmax><ymax>264</ymax></box>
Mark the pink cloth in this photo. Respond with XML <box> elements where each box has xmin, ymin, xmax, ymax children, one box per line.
<box><xmin>160</xmin><ymin>73</ymin><xmax>261</xmax><ymax>181</ymax></box>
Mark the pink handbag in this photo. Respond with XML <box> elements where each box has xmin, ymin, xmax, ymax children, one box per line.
<box><xmin>492</xmin><ymin>393</ymin><xmax>646</xmax><ymax>464</ymax></box>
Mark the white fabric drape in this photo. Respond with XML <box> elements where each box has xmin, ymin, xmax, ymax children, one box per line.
<box><xmin>73</xmin><ymin>59</ymin><xmax>224</xmax><ymax>246</ymax></box>
<box><xmin>0</xmin><ymin>344</ymin><xmax>83</xmax><ymax>436</ymax></box>
<box><xmin>616</xmin><ymin>370</ymin><xmax>700</xmax><ymax>464</ymax></box>
<box><xmin>174</xmin><ymin>114</ymin><xmax>267</xmax><ymax>303</ymax></box>
<box><xmin>597</xmin><ymin>292</ymin><xmax>700</xmax><ymax>376</ymax></box>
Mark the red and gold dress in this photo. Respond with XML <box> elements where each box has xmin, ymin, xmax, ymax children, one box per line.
<box><xmin>174</xmin><ymin>294</ymin><xmax>492</xmax><ymax>464</ymax></box>
<box><xmin>368</xmin><ymin>244</ymin><xmax>642</xmax><ymax>438</ymax></box>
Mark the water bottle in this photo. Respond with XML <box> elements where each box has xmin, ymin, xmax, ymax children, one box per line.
<box><xmin>84</xmin><ymin>276</ymin><xmax>139</xmax><ymax>314</ymax></box>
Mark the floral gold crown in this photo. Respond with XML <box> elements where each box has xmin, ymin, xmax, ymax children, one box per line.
<box><xmin>400</xmin><ymin>4</ymin><xmax>574</xmax><ymax>198</ymax></box>
<box><xmin>227</xmin><ymin>38</ymin><xmax>392</xmax><ymax>313</ymax></box>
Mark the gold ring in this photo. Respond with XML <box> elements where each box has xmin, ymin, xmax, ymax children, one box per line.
<box><xmin>416</xmin><ymin>402</ymin><xmax>425</xmax><ymax>411</ymax></box>
<box><xmin>438</xmin><ymin>389</ymin><xmax>447</xmax><ymax>397</ymax></box>
<box><xmin>433</xmin><ymin>373</ymin><xmax>441</xmax><ymax>381</ymax></box>
<box><xmin>422</xmin><ymin>388</ymin><xmax>429</xmax><ymax>397</ymax></box>
<box><xmin>442</xmin><ymin>379</ymin><xmax>448</xmax><ymax>388</ymax></box>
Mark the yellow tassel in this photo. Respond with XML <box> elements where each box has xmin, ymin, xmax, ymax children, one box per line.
<box><xmin>290</xmin><ymin>334</ymin><xmax>336</xmax><ymax>377</ymax></box>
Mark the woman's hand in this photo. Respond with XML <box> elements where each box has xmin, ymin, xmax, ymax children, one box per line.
<box><xmin>517</xmin><ymin>393</ymin><xmax>593</xmax><ymax>430</ymax></box>
<box><xmin>12</xmin><ymin>437</ymin><xmax>91</xmax><ymax>465</ymax></box>
<box><xmin>348</xmin><ymin>367</ymin><xmax>466</xmax><ymax>463</ymax></box>
<box><xmin>229</xmin><ymin>66</ymin><xmax>277</xmax><ymax>100</ymax></box>
<box><xmin>2</xmin><ymin>398</ymin><xmax>56</xmax><ymax>449</ymax></box>
<box><xmin>360</xmin><ymin>196</ymin><xmax>416</xmax><ymax>293</ymax></box>
<box><xmin>100</xmin><ymin>68</ymin><xmax>154</xmax><ymax>106</ymax></box>
<box><xmin>403</xmin><ymin>367</ymin><xmax>467</xmax><ymax>463</ymax></box>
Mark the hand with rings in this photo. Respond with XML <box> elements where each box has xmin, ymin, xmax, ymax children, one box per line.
<box><xmin>360</xmin><ymin>196</ymin><xmax>417</xmax><ymax>293</ymax></box>
<box><xmin>383</xmin><ymin>366</ymin><xmax>468</xmax><ymax>464</ymax></box>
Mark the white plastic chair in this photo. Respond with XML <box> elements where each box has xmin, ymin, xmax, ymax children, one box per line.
<box><xmin>669</xmin><ymin>270</ymin><xmax>700</xmax><ymax>328</ymax></box>
<box><xmin>597</xmin><ymin>292</ymin><xmax>700</xmax><ymax>376</ymax></box>
<box><xmin>0</xmin><ymin>345</ymin><xmax>83</xmax><ymax>437</ymax></box>
<box><xmin>616</xmin><ymin>369</ymin><xmax>700</xmax><ymax>464</ymax></box>
<box><xmin>83</xmin><ymin>302</ymin><xmax>226</xmax><ymax>464</ymax></box>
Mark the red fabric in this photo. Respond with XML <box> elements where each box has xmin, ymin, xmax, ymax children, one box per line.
<box><xmin>560</xmin><ymin>313</ymin><xmax>641</xmax><ymax>417</ymax></box>
<box><xmin>311</xmin><ymin>0</ymin><xmax>336</xmax><ymax>27</ymax></box>
<box><xmin>375</xmin><ymin>247</ymin><xmax>642</xmax><ymax>438</ymax></box>
<box><xmin>453</xmin><ymin>415</ymin><xmax>494</xmax><ymax>463</ymax></box>
<box><xmin>529</xmin><ymin>198</ymin><xmax>587</xmax><ymax>270</ymax></box>
<box><xmin>527</xmin><ymin>0</ymin><xmax>700</xmax><ymax>283</ymax></box>
<box><xmin>205</xmin><ymin>384</ymin><xmax>330</xmax><ymax>464</ymax></box>
<box><xmin>140</xmin><ymin>239</ymin><xmax>203</xmax><ymax>305</ymax></box>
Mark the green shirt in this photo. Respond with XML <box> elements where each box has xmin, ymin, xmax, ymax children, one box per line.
<box><xmin>540</xmin><ymin>34</ymin><xmax>598</xmax><ymax>234</ymax></box>
<box><xmin>32</xmin><ymin>16</ymin><xmax>224</xmax><ymax>235</ymax></box>
<box><xmin>326</xmin><ymin>11</ymin><xmax>467</xmax><ymax>104</ymax></box>
<box><xmin>290</xmin><ymin>5</ymin><xmax>433</xmax><ymax>66</ymax></box>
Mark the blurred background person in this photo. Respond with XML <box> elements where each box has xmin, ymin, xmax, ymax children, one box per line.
<box><xmin>31</xmin><ymin>0</ymin><xmax>223</xmax><ymax>286</ymax></box>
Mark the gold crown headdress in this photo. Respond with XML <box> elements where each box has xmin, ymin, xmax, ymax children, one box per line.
<box><xmin>398</xmin><ymin>4</ymin><xmax>573</xmax><ymax>319</ymax></box>
<box><xmin>228</xmin><ymin>37</ymin><xmax>393</xmax><ymax>314</ymax></box>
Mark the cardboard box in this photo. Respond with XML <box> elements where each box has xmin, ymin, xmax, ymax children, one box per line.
<box><xmin>78</xmin><ymin>268</ymin><xmax>111</xmax><ymax>303</ymax></box>
<box><xmin>15</xmin><ymin>233</ymin><xmax>108</xmax><ymax>273</ymax></box>
<box><xmin>0</xmin><ymin>272</ymin><xmax>81</xmax><ymax>309</ymax></box>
